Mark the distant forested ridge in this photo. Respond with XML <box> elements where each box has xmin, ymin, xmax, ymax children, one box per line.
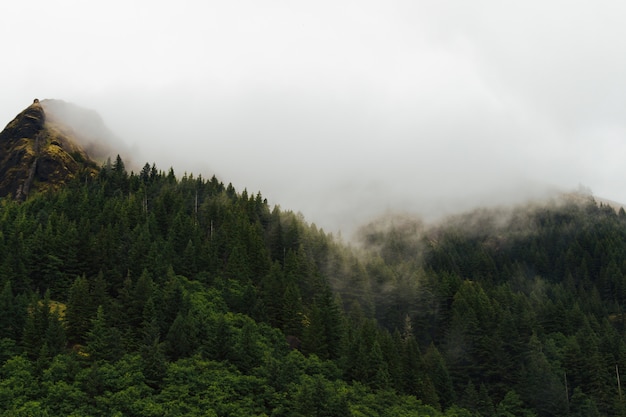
<box><xmin>0</xmin><ymin>157</ymin><xmax>625</xmax><ymax>416</ymax></box>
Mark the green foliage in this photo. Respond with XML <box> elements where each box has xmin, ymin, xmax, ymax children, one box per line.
<box><xmin>86</xmin><ymin>305</ymin><xmax>123</xmax><ymax>363</ymax></box>
<box><xmin>65</xmin><ymin>276</ymin><xmax>91</xmax><ymax>344</ymax></box>
<box><xmin>496</xmin><ymin>390</ymin><xmax>535</xmax><ymax>417</ymax></box>
<box><xmin>3</xmin><ymin>157</ymin><xmax>626</xmax><ymax>415</ymax></box>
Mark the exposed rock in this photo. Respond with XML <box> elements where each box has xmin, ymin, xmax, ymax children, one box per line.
<box><xmin>0</xmin><ymin>100</ymin><xmax>100</xmax><ymax>199</ymax></box>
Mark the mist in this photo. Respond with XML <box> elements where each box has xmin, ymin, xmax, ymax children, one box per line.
<box><xmin>2</xmin><ymin>1</ymin><xmax>626</xmax><ymax>238</ymax></box>
<box><xmin>40</xmin><ymin>99</ymin><xmax>134</xmax><ymax>166</ymax></box>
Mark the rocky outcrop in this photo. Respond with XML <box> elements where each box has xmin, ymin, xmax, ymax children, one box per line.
<box><xmin>0</xmin><ymin>99</ymin><xmax>99</xmax><ymax>199</ymax></box>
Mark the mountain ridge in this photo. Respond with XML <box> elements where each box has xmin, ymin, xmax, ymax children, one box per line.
<box><xmin>0</xmin><ymin>99</ymin><xmax>99</xmax><ymax>200</ymax></box>
<box><xmin>1</xmin><ymin>99</ymin><xmax>626</xmax><ymax>415</ymax></box>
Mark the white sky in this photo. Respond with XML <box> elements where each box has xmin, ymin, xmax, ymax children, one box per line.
<box><xmin>1</xmin><ymin>1</ymin><xmax>626</xmax><ymax>235</ymax></box>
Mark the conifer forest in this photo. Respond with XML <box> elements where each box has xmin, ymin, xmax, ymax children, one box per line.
<box><xmin>1</xmin><ymin>157</ymin><xmax>626</xmax><ymax>416</ymax></box>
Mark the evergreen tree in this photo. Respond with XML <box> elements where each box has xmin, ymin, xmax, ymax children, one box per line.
<box><xmin>424</xmin><ymin>343</ymin><xmax>455</xmax><ymax>409</ymax></box>
<box><xmin>233</xmin><ymin>319</ymin><xmax>262</xmax><ymax>373</ymax></box>
<box><xmin>570</xmin><ymin>387</ymin><xmax>601</xmax><ymax>417</ymax></box>
<box><xmin>140</xmin><ymin>297</ymin><xmax>166</xmax><ymax>388</ymax></box>
<box><xmin>165</xmin><ymin>312</ymin><xmax>197</xmax><ymax>360</ymax></box>
<box><xmin>21</xmin><ymin>303</ymin><xmax>40</xmax><ymax>360</ymax></box>
<box><xmin>45</xmin><ymin>307</ymin><xmax>66</xmax><ymax>356</ymax></box>
<box><xmin>520</xmin><ymin>334</ymin><xmax>568</xmax><ymax>416</ymax></box>
<box><xmin>315</xmin><ymin>279</ymin><xmax>344</xmax><ymax>360</ymax></box>
<box><xmin>208</xmin><ymin>313</ymin><xmax>233</xmax><ymax>362</ymax></box>
<box><xmin>496</xmin><ymin>390</ymin><xmax>535</xmax><ymax>417</ymax></box>
<box><xmin>260</xmin><ymin>262</ymin><xmax>285</xmax><ymax>327</ymax></box>
<box><xmin>86</xmin><ymin>305</ymin><xmax>123</xmax><ymax>363</ymax></box>
<box><xmin>459</xmin><ymin>380</ymin><xmax>479</xmax><ymax>412</ymax></box>
<box><xmin>402</xmin><ymin>336</ymin><xmax>439</xmax><ymax>406</ymax></box>
<box><xmin>65</xmin><ymin>275</ymin><xmax>92</xmax><ymax>344</ymax></box>
<box><xmin>282</xmin><ymin>281</ymin><xmax>304</xmax><ymax>338</ymax></box>
<box><xmin>301</xmin><ymin>303</ymin><xmax>328</xmax><ymax>358</ymax></box>
<box><xmin>0</xmin><ymin>281</ymin><xmax>21</xmax><ymax>341</ymax></box>
<box><xmin>22</xmin><ymin>292</ymin><xmax>51</xmax><ymax>359</ymax></box>
<box><xmin>90</xmin><ymin>271</ymin><xmax>109</xmax><ymax>312</ymax></box>
<box><xmin>477</xmin><ymin>383</ymin><xmax>495</xmax><ymax>417</ymax></box>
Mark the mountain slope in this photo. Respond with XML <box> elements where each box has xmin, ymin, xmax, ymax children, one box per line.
<box><xmin>0</xmin><ymin>99</ymin><xmax>99</xmax><ymax>200</ymax></box>
<box><xmin>2</xmin><ymin>99</ymin><xmax>626</xmax><ymax>415</ymax></box>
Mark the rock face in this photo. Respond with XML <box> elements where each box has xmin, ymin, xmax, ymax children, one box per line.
<box><xmin>0</xmin><ymin>99</ymin><xmax>99</xmax><ymax>200</ymax></box>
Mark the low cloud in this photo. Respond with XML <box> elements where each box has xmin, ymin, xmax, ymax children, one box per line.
<box><xmin>40</xmin><ymin>99</ymin><xmax>134</xmax><ymax>168</ymax></box>
<box><xmin>1</xmin><ymin>1</ymin><xmax>625</xmax><ymax>238</ymax></box>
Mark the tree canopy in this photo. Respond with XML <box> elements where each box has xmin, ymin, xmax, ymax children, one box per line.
<box><xmin>0</xmin><ymin>157</ymin><xmax>625</xmax><ymax>416</ymax></box>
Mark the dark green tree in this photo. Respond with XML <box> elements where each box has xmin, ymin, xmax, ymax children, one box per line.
<box><xmin>424</xmin><ymin>343</ymin><xmax>455</xmax><ymax>409</ymax></box>
<box><xmin>85</xmin><ymin>305</ymin><xmax>123</xmax><ymax>363</ymax></box>
<box><xmin>65</xmin><ymin>275</ymin><xmax>92</xmax><ymax>344</ymax></box>
<box><xmin>496</xmin><ymin>390</ymin><xmax>535</xmax><ymax>417</ymax></box>
<box><xmin>282</xmin><ymin>281</ymin><xmax>304</xmax><ymax>338</ymax></box>
<box><xmin>0</xmin><ymin>281</ymin><xmax>23</xmax><ymax>342</ymax></box>
<box><xmin>165</xmin><ymin>312</ymin><xmax>197</xmax><ymax>360</ymax></box>
<box><xmin>140</xmin><ymin>297</ymin><xmax>166</xmax><ymax>388</ymax></box>
<box><xmin>45</xmin><ymin>307</ymin><xmax>66</xmax><ymax>356</ymax></box>
<box><xmin>233</xmin><ymin>318</ymin><xmax>262</xmax><ymax>373</ymax></box>
<box><xmin>260</xmin><ymin>262</ymin><xmax>285</xmax><ymax>327</ymax></box>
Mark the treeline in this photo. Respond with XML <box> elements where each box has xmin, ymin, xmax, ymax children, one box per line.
<box><xmin>357</xmin><ymin>199</ymin><xmax>626</xmax><ymax>416</ymax></box>
<box><xmin>1</xmin><ymin>155</ymin><xmax>626</xmax><ymax>415</ymax></box>
<box><xmin>0</xmin><ymin>157</ymin><xmax>468</xmax><ymax>416</ymax></box>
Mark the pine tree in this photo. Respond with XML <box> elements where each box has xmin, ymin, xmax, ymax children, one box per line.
<box><xmin>282</xmin><ymin>281</ymin><xmax>304</xmax><ymax>338</ymax></box>
<box><xmin>459</xmin><ymin>380</ymin><xmax>479</xmax><ymax>412</ymax></box>
<box><xmin>570</xmin><ymin>387</ymin><xmax>601</xmax><ymax>417</ymax></box>
<box><xmin>111</xmin><ymin>154</ymin><xmax>128</xmax><ymax>193</ymax></box>
<box><xmin>477</xmin><ymin>383</ymin><xmax>495</xmax><ymax>416</ymax></box>
<box><xmin>424</xmin><ymin>343</ymin><xmax>455</xmax><ymax>409</ymax></box>
<box><xmin>131</xmin><ymin>269</ymin><xmax>154</xmax><ymax>328</ymax></box>
<box><xmin>165</xmin><ymin>312</ymin><xmax>197</xmax><ymax>360</ymax></box>
<box><xmin>315</xmin><ymin>279</ymin><xmax>344</xmax><ymax>360</ymax></box>
<box><xmin>260</xmin><ymin>262</ymin><xmax>284</xmax><ymax>327</ymax></box>
<box><xmin>22</xmin><ymin>293</ymin><xmax>50</xmax><ymax>359</ymax></box>
<box><xmin>224</xmin><ymin>243</ymin><xmax>251</xmax><ymax>283</ymax></box>
<box><xmin>159</xmin><ymin>269</ymin><xmax>185</xmax><ymax>336</ymax></box>
<box><xmin>268</xmin><ymin>206</ymin><xmax>284</xmax><ymax>264</ymax></box>
<box><xmin>233</xmin><ymin>319</ymin><xmax>262</xmax><ymax>373</ymax></box>
<box><xmin>496</xmin><ymin>390</ymin><xmax>535</xmax><ymax>417</ymax></box>
<box><xmin>521</xmin><ymin>334</ymin><xmax>568</xmax><ymax>416</ymax></box>
<box><xmin>66</xmin><ymin>275</ymin><xmax>92</xmax><ymax>344</ymax></box>
<box><xmin>402</xmin><ymin>336</ymin><xmax>439</xmax><ymax>406</ymax></box>
<box><xmin>90</xmin><ymin>271</ymin><xmax>109</xmax><ymax>312</ymax></box>
<box><xmin>208</xmin><ymin>313</ymin><xmax>233</xmax><ymax>362</ymax></box>
<box><xmin>45</xmin><ymin>307</ymin><xmax>67</xmax><ymax>356</ymax></box>
<box><xmin>86</xmin><ymin>305</ymin><xmax>123</xmax><ymax>363</ymax></box>
<box><xmin>385</xmin><ymin>330</ymin><xmax>405</xmax><ymax>391</ymax></box>
<box><xmin>140</xmin><ymin>297</ymin><xmax>166</xmax><ymax>388</ymax></box>
<box><xmin>0</xmin><ymin>281</ymin><xmax>20</xmax><ymax>340</ymax></box>
<box><xmin>344</xmin><ymin>319</ymin><xmax>391</xmax><ymax>390</ymax></box>
<box><xmin>301</xmin><ymin>303</ymin><xmax>328</xmax><ymax>358</ymax></box>
<box><xmin>180</xmin><ymin>239</ymin><xmax>197</xmax><ymax>278</ymax></box>
<box><xmin>21</xmin><ymin>302</ymin><xmax>39</xmax><ymax>360</ymax></box>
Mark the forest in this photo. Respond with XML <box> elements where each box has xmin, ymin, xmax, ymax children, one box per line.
<box><xmin>0</xmin><ymin>155</ymin><xmax>625</xmax><ymax>416</ymax></box>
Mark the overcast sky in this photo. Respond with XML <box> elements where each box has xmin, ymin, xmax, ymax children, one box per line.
<box><xmin>2</xmin><ymin>1</ymin><xmax>626</xmax><ymax>235</ymax></box>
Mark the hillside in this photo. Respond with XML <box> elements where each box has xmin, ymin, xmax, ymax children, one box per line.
<box><xmin>1</xmin><ymin>100</ymin><xmax>626</xmax><ymax>415</ymax></box>
<box><xmin>0</xmin><ymin>99</ymin><xmax>99</xmax><ymax>200</ymax></box>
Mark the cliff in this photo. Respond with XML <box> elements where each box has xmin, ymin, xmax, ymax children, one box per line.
<box><xmin>0</xmin><ymin>99</ymin><xmax>99</xmax><ymax>199</ymax></box>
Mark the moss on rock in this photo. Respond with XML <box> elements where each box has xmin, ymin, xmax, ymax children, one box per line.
<box><xmin>0</xmin><ymin>100</ymin><xmax>99</xmax><ymax>199</ymax></box>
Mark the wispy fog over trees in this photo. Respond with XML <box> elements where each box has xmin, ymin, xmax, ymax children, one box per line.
<box><xmin>0</xmin><ymin>157</ymin><xmax>625</xmax><ymax>415</ymax></box>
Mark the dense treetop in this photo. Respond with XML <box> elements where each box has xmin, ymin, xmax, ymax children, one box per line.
<box><xmin>0</xmin><ymin>156</ymin><xmax>625</xmax><ymax>416</ymax></box>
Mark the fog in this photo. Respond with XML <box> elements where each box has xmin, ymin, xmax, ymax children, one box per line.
<box><xmin>2</xmin><ymin>1</ymin><xmax>626</xmax><ymax>236</ymax></box>
<box><xmin>40</xmin><ymin>99</ymin><xmax>133</xmax><ymax>165</ymax></box>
